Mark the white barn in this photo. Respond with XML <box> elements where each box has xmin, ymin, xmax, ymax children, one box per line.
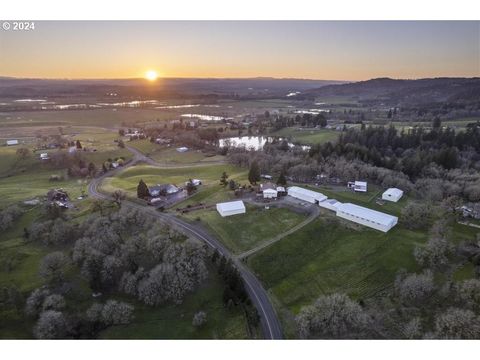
<box><xmin>319</xmin><ymin>198</ymin><xmax>342</xmax><ymax>211</ymax></box>
<box><xmin>6</xmin><ymin>140</ymin><xmax>19</xmax><ymax>146</ymax></box>
<box><xmin>287</xmin><ymin>186</ymin><xmax>327</xmax><ymax>204</ymax></box>
<box><xmin>216</xmin><ymin>200</ymin><xmax>246</xmax><ymax>217</ymax></box>
<box><xmin>336</xmin><ymin>203</ymin><xmax>398</xmax><ymax>232</ymax></box>
<box><xmin>382</xmin><ymin>188</ymin><xmax>404</xmax><ymax>202</ymax></box>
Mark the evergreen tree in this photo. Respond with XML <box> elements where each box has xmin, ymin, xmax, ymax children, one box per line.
<box><xmin>433</xmin><ymin>117</ymin><xmax>442</xmax><ymax>129</ymax></box>
<box><xmin>76</xmin><ymin>140</ymin><xmax>82</xmax><ymax>149</ymax></box>
<box><xmin>137</xmin><ymin>179</ymin><xmax>150</xmax><ymax>199</ymax></box>
<box><xmin>248</xmin><ymin>161</ymin><xmax>261</xmax><ymax>185</ymax></box>
<box><xmin>277</xmin><ymin>171</ymin><xmax>287</xmax><ymax>186</ymax></box>
<box><xmin>220</xmin><ymin>172</ymin><xmax>229</xmax><ymax>186</ymax></box>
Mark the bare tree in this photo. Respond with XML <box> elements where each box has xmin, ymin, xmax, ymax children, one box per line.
<box><xmin>295</xmin><ymin>293</ymin><xmax>371</xmax><ymax>339</ymax></box>
<box><xmin>434</xmin><ymin>308</ymin><xmax>480</xmax><ymax>339</ymax></box>
<box><xmin>33</xmin><ymin>310</ymin><xmax>67</xmax><ymax>339</ymax></box>
<box><xmin>38</xmin><ymin>251</ymin><xmax>70</xmax><ymax>285</ymax></box>
<box><xmin>101</xmin><ymin>300</ymin><xmax>134</xmax><ymax>325</ymax></box>
<box><xmin>394</xmin><ymin>271</ymin><xmax>435</xmax><ymax>306</ymax></box>
<box><xmin>192</xmin><ymin>311</ymin><xmax>207</xmax><ymax>327</ymax></box>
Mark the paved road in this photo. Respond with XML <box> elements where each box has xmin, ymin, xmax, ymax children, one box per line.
<box><xmin>88</xmin><ymin>152</ymin><xmax>283</xmax><ymax>339</ymax></box>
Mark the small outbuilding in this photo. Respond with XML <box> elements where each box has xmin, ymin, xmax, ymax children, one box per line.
<box><xmin>6</xmin><ymin>140</ymin><xmax>19</xmax><ymax>146</ymax></box>
<box><xmin>176</xmin><ymin>147</ymin><xmax>188</xmax><ymax>152</ymax></box>
<box><xmin>382</xmin><ymin>188</ymin><xmax>404</xmax><ymax>202</ymax></box>
<box><xmin>348</xmin><ymin>181</ymin><xmax>367</xmax><ymax>192</ymax></box>
<box><xmin>216</xmin><ymin>200</ymin><xmax>246</xmax><ymax>217</ymax></box>
<box><xmin>287</xmin><ymin>186</ymin><xmax>327</xmax><ymax>204</ymax></box>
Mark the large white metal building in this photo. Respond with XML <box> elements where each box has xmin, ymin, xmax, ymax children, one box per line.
<box><xmin>216</xmin><ymin>200</ymin><xmax>246</xmax><ymax>217</ymax></box>
<box><xmin>336</xmin><ymin>203</ymin><xmax>398</xmax><ymax>232</ymax></box>
<box><xmin>382</xmin><ymin>188</ymin><xmax>404</xmax><ymax>202</ymax></box>
<box><xmin>287</xmin><ymin>186</ymin><xmax>327</xmax><ymax>204</ymax></box>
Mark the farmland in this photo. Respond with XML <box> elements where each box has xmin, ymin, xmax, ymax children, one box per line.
<box><xmin>183</xmin><ymin>205</ymin><xmax>307</xmax><ymax>254</ymax></box>
<box><xmin>247</xmin><ymin>216</ymin><xmax>479</xmax><ymax>338</ymax></box>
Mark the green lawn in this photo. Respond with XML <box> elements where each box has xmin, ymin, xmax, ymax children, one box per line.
<box><xmin>126</xmin><ymin>140</ymin><xmax>225</xmax><ymax>164</ymax></box>
<box><xmin>184</xmin><ymin>205</ymin><xmax>307</xmax><ymax>254</ymax></box>
<box><xmin>270</xmin><ymin>127</ymin><xmax>339</xmax><ymax>145</ymax></box>
<box><xmin>101</xmin><ymin>163</ymin><xmax>247</xmax><ymax>199</ymax></box>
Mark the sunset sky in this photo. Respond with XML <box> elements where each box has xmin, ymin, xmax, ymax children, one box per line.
<box><xmin>0</xmin><ymin>21</ymin><xmax>478</xmax><ymax>80</ymax></box>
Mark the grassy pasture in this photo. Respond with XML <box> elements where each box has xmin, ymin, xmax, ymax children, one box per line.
<box><xmin>101</xmin><ymin>163</ymin><xmax>246</xmax><ymax>199</ymax></box>
<box><xmin>183</xmin><ymin>205</ymin><xmax>307</xmax><ymax>254</ymax></box>
<box><xmin>270</xmin><ymin>128</ymin><xmax>340</xmax><ymax>145</ymax></box>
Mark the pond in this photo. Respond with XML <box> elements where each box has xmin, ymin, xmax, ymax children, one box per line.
<box><xmin>218</xmin><ymin>136</ymin><xmax>310</xmax><ymax>151</ymax></box>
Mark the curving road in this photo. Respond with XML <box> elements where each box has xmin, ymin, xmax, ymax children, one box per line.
<box><xmin>87</xmin><ymin>152</ymin><xmax>283</xmax><ymax>339</ymax></box>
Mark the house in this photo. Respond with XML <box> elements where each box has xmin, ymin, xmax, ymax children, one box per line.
<box><xmin>176</xmin><ymin>147</ymin><xmax>188</xmax><ymax>152</ymax></box>
<box><xmin>40</xmin><ymin>153</ymin><xmax>50</xmax><ymax>160</ymax></box>
<box><xmin>6</xmin><ymin>140</ymin><xmax>19</xmax><ymax>146</ymax></box>
<box><xmin>185</xmin><ymin>179</ymin><xmax>202</xmax><ymax>186</ymax></box>
<box><xmin>336</xmin><ymin>203</ymin><xmax>398</xmax><ymax>232</ymax></box>
<box><xmin>216</xmin><ymin>200</ymin><xmax>246</xmax><ymax>217</ymax></box>
<box><xmin>348</xmin><ymin>181</ymin><xmax>368</xmax><ymax>192</ymax></box>
<box><xmin>261</xmin><ymin>174</ymin><xmax>273</xmax><ymax>180</ymax></box>
<box><xmin>382</xmin><ymin>188</ymin><xmax>404</xmax><ymax>202</ymax></box>
<box><xmin>47</xmin><ymin>189</ymin><xmax>69</xmax><ymax>202</ymax></box>
<box><xmin>287</xmin><ymin>186</ymin><xmax>327</xmax><ymax>204</ymax></box>
<box><xmin>260</xmin><ymin>182</ymin><xmax>278</xmax><ymax>199</ymax></box>
<box><xmin>319</xmin><ymin>198</ymin><xmax>342</xmax><ymax>211</ymax></box>
<box><xmin>149</xmin><ymin>184</ymin><xmax>180</xmax><ymax>197</ymax></box>
<box><xmin>263</xmin><ymin>188</ymin><xmax>278</xmax><ymax>199</ymax></box>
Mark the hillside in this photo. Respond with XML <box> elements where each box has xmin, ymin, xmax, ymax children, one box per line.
<box><xmin>303</xmin><ymin>77</ymin><xmax>480</xmax><ymax>105</ymax></box>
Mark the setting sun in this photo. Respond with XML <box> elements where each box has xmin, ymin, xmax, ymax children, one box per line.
<box><xmin>145</xmin><ymin>70</ymin><xmax>158</xmax><ymax>81</ymax></box>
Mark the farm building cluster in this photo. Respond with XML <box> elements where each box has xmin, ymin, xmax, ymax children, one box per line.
<box><xmin>214</xmin><ymin>180</ymin><xmax>400</xmax><ymax>233</ymax></box>
<box><xmin>286</xmin><ymin>185</ymin><xmax>399</xmax><ymax>232</ymax></box>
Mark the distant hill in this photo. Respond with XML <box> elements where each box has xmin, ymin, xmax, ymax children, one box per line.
<box><xmin>0</xmin><ymin>77</ymin><xmax>345</xmax><ymax>99</ymax></box>
<box><xmin>303</xmin><ymin>77</ymin><xmax>480</xmax><ymax>105</ymax></box>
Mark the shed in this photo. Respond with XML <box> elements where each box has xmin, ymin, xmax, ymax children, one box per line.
<box><xmin>6</xmin><ymin>140</ymin><xmax>19</xmax><ymax>146</ymax></box>
<box><xmin>348</xmin><ymin>181</ymin><xmax>367</xmax><ymax>192</ymax></box>
<box><xmin>382</xmin><ymin>188</ymin><xmax>404</xmax><ymax>202</ymax></box>
<box><xmin>176</xmin><ymin>147</ymin><xmax>188</xmax><ymax>152</ymax></box>
<box><xmin>287</xmin><ymin>186</ymin><xmax>327</xmax><ymax>204</ymax></box>
<box><xmin>336</xmin><ymin>203</ymin><xmax>398</xmax><ymax>232</ymax></box>
<box><xmin>216</xmin><ymin>200</ymin><xmax>246</xmax><ymax>217</ymax></box>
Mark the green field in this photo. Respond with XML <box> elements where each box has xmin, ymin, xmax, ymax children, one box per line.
<box><xmin>248</xmin><ymin>217</ymin><xmax>427</xmax><ymax>336</ymax></box>
<box><xmin>101</xmin><ymin>163</ymin><xmax>246</xmax><ymax>199</ymax></box>
<box><xmin>247</xmin><ymin>212</ymin><xmax>479</xmax><ymax>337</ymax></box>
<box><xmin>184</xmin><ymin>205</ymin><xmax>307</xmax><ymax>254</ymax></box>
<box><xmin>270</xmin><ymin>127</ymin><xmax>340</xmax><ymax>145</ymax></box>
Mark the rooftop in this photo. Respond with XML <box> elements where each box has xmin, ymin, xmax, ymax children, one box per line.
<box><xmin>337</xmin><ymin>203</ymin><xmax>397</xmax><ymax>226</ymax></box>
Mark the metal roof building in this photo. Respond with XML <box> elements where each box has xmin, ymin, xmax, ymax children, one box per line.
<box><xmin>287</xmin><ymin>186</ymin><xmax>327</xmax><ymax>204</ymax></box>
<box><xmin>216</xmin><ymin>200</ymin><xmax>246</xmax><ymax>217</ymax></box>
<box><xmin>319</xmin><ymin>198</ymin><xmax>342</xmax><ymax>211</ymax></box>
<box><xmin>336</xmin><ymin>203</ymin><xmax>398</xmax><ymax>232</ymax></box>
<box><xmin>382</xmin><ymin>188</ymin><xmax>404</xmax><ymax>202</ymax></box>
